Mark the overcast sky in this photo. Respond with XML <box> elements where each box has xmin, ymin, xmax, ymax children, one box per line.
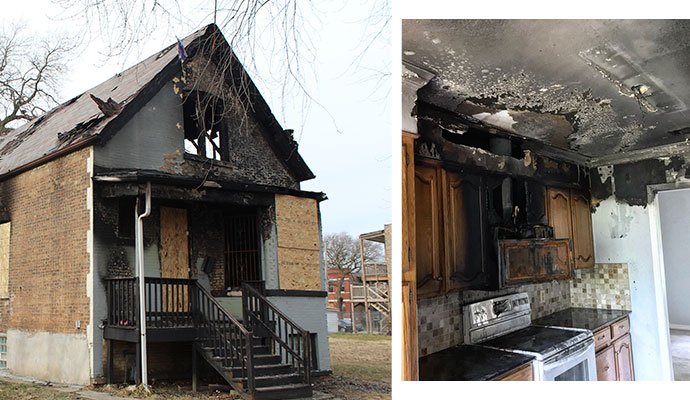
<box><xmin>4</xmin><ymin>1</ymin><xmax>391</xmax><ymax>238</ymax></box>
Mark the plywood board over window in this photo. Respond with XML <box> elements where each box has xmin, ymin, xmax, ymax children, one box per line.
<box><xmin>275</xmin><ymin>195</ymin><xmax>321</xmax><ymax>290</ymax></box>
<box><xmin>0</xmin><ymin>222</ymin><xmax>10</xmax><ymax>299</ymax></box>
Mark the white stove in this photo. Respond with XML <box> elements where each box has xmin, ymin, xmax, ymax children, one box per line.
<box><xmin>463</xmin><ymin>293</ymin><xmax>597</xmax><ymax>381</ymax></box>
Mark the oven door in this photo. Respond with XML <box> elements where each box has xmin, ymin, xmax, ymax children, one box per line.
<box><xmin>541</xmin><ymin>338</ymin><xmax>597</xmax><ymax>381</ymax></box>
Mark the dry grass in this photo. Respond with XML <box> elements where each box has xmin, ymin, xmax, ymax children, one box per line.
<box><xmin>312</xmin><ymin>333</ymin><xmax>391</xmax><ymax>400</ymax></box>
<box><xmin>328</xmin><ymin>333</ymin><xmax>391</xmax><ymax>383</ymax></box>
<box><xmin>0</xmin><ymin>380</ymin><xmax>76</xmax><ymax>400</ymax></box>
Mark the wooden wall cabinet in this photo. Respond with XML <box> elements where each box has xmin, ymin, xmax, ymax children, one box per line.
<box><xmin>414</xmin><ymin>164</ymin><xmax>443</xmax><ymax>297</ymax></box>
<box><xmin>414</xmin><ymin>163</ymin><xmax>490</xmax><ymax>298</ymax></box>
<box><xmin>595</xmin><ymin>316</ymin><xmax>634</xmax><ymax>381</ymax></box>
<box><xmin>546</xmin><ymin>188</ymin><xmax>595</xmax><ymax>269</ymax></box>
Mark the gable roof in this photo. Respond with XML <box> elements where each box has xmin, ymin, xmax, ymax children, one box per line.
<box><xmin>0</xmin><ymin>24</ymin><xmax>314</xmax><ymax>182</ymax></box>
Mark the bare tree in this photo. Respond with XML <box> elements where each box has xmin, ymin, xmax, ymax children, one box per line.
<box><xmin>0</xmin><ymin>25</ymin><xmax>72</xmax><ymax>134</ymax></box>
<box><xmin>325</xmin><ymin>232</ymin><xmax>382</xmax><ymax>317</ymax></box>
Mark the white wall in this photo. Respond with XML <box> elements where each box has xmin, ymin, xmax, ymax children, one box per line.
<box><xmin>658</xmin><ymin>189</ymin><xmax>690</xmax><ymax>327</ymax></box>
<box><xmin>268</xmin><ymin>295</ymin><xmax>331</xmax><ymax>372</ymax></box>
<box><xmin>591</xmin><ymin>197</ymin><xmax>671</xmax><ymax>380</ymax></box>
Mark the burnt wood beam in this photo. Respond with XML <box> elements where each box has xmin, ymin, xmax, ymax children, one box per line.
<box><xmin>416</xmin><ymin>120</ymin><xmax>589</xmax><ymax>190</ymax></box>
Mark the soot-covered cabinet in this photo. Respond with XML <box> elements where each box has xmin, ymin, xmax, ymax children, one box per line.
<box><xmin>414</xmin><ymin>162</ymin><xmax>492</xmax><ymax>297</ymax></box>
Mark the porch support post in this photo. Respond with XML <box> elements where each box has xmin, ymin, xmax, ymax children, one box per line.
<box><xmin>107</xmin><ymin>339</ymin><xmax>114</xmax><ymax>385</ymax></box>
<box><xmin>192</xmin><ymin>346</ymin><xmax>198</xmax><ymax>392</ymax></box>
<box><xmin>360</xmin><ymin>237</ymin><xmax>372</xmax><ymax>334</ymax></box>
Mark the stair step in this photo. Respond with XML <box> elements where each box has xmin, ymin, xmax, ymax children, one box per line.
<box><xmin>214</xmin><ymin>353</ymin><xmax>281</xmax><ymax>367</ymax></box>
<box><xmin>254</xmin><ymin>383</ymin><xmax>312</xmax><ymax>400</ymax></box>
<box><xmin>233</xmin><ymin>373</ymin><xmax>303</xmax><ymax>388</ymax></box>
<box><xmin>226</xmin><ymin>363</ymin><xmax>292</xmax><ymax>377</ymax></box>
<box><xmin>231</xmin><ymin>354</ymin><xmax>281</xmax><ymax>366</ymax></box>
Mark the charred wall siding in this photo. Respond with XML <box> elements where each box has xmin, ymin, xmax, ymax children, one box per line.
<box><xmin>95</xmin><ymin>71</ymin><xmax>300</xmax><ymax>191</ymax></box>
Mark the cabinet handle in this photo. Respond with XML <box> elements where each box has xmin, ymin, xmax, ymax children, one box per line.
<box><xmin>604</xmin><ymin>366</ymin><xmax>610</xmax><ymax>371</ymax></box>
<box><xmin>577</xmin><ymin>255</ymin><xmax>592</xmax><ymax>262</ymax></box>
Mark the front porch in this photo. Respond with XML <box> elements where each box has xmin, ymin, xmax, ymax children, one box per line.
<box><xmin>104</xmin><ymin>277</ymin><xmax>314</xmax><ymax>400</ymax></box>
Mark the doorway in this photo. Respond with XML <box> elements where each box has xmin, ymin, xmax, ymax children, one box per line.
<box><xmin>657</xmin><ymin>188</ymin><xmax>690</xmax><ymax>380</ymax></box>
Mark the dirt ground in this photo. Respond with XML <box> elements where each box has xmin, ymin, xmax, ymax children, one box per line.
<box><xmin>0</xmin><ymin>333</ymin><xmax>391</xmax><ymax>400</ymax></box>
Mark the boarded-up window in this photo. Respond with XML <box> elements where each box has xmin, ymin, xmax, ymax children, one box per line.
<box><xmin>0</xmin><ymin>222</ymin><xmax>9</xmax><ymax>298</ymax></box>
<box><xmin>275</xmin><ymin>195</ymin><xmax>321</xmax><ymax>290</ymax></box>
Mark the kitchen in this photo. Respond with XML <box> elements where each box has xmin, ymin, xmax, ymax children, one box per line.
<box><xmin>401</xmin><ymin>19</ymin><xmax>690</xmax><ymax>381</ymax></box>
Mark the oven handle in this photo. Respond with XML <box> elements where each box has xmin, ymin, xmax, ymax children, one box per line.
<box><xmin>543</xmin><ymin>338</ymin><xmax>594</xmax><ymax>371</ymax></box>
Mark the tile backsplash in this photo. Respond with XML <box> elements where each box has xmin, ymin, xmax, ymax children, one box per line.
<box><xmin>417</xmin><ymin>279</ymin><xmax>572</xmax><ymax>357</ymax></box>
<box><xmin>417</xmin><ymin>263</ymin><xmax>632</xmax><ymax>357</ymax></box>
<box><xmin>570</xmin><ymin>263</ymin><xmax>631</xmax><ymax>310</ymax></box>
<box><xmin>417</xmin><ymin>293</ymin><xmax>462</xmax><ymax>357</ymax></box>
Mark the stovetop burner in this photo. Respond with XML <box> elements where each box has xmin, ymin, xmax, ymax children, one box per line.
<box><xmin>481</xmin><ymin>326</ymin><xmax>589</xmax><ymax>359</ymax></box>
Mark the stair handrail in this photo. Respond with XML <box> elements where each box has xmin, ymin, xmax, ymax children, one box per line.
<box><xmin>241</xmin><ymin>282</ymin><xmax>311</xmax><ymax>387</ymax></box>
<box><xmin>193</xmin><ymin>282</ymin><xmax>256</xmax><ymax>394</ymax></box>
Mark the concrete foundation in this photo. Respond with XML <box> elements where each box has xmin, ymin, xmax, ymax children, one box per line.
<box><xmin>7</xmin><ymin>330</ymin><xmax>90</xmax><ymax>384</ymax></box>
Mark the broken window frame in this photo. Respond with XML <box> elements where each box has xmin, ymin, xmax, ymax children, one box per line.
<box><xmin>183</xmin><ymin>91</ymin><xmax>229</xmax><ymax>161</ymax></box>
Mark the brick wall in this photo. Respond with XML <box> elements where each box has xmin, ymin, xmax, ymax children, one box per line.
<box><xmin>0</xmin><ymin>147</ymin><xmax>92</xmax><ymax>334</ymax></box>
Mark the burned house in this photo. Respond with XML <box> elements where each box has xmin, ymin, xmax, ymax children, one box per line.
<box><xmin>0</xmin><ymin>23</ymin><xmax>329</xmax><ymax>399</ymax></box>
<box><xmin>402</xmin><ymin>20</ymin><xmax>690</xmax><ymax>381</ymax></box>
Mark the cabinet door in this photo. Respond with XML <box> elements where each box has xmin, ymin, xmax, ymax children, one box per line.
<box><xmin>546</xmin><ymin>188</ymin><xmax>572</xmax><ymax>240</ymax></box>
<box><xmin>614</xmin><ymin>334</ymin><xmax>634</xmax><ymax>381</ymax></box>
<box><xmin>525</xmin><ymin>180</ymin><xmax>547</xmax><ymax>225</ymax></box>
<box><xmin>462</xmin><ymin>174</ymin><xmax>489</xmax><ymax>289</ymax></box>
<box><xmin>596</xmin><ymin>346</ymin><xmax>617</xmax><ymax>381</ymax></box>
<box><xmin>570</xmin><ymin>190</ymin><xmax>595</xmax><ymax>269</ymax></box>
<box><xmin>442</xmin><ymin>170</ymin><xmax>465</xmax><ymax>292</ymax></box>
<box><xmin>536</xmin><ymin>239</ymin><xmax>572</xmax><ymax>281</ymax></box>
<box><xmin>414</xmin><ymin>164</ymin><xmax>443</xmax><ymax>297</ymax></box>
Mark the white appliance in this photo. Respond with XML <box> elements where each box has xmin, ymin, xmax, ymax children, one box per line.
<box><xmin>462</xmin><ymin>292</ymin><xmax>597</xmax><ymax>381</ymax></box>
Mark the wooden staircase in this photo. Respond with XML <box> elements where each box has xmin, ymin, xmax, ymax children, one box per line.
<box><xmin>192</xmin><ymin>282</ymin><xmax>312</xmax><ymax>400</ymax></box>
<box><xmin>104</xmin><ymin>277</ymin><xmax>312</xmax><ymax>400</ymax></box>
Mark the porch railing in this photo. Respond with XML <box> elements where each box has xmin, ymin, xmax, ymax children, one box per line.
<box><xmin>350</xmin><ymin>284</ymin><xmax>389</xmax><ymax>302</ymax></box>
<box><xmin>193</xmin><ymin>282</ymin><xmax>255</xmax><ymax>392</ymax></box>
<box><xmin>106</xmin><ymin>277</ymin><xmax>195</xmax><ymax>328</ymax></box>
<box><xmin>106</xmin><ymin>277</ymin><xmax>138</xmax><ymax>327</ymax></box>
<box><xmin>242</xmin><ymin>282</ymin><xmax>311</xmax><ymax>386</ymax></box>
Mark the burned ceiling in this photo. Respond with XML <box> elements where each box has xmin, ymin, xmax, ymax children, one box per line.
<box><xmin>402</xmin><ymin>19</ymin><xmax>690</xmax><ymax>161</ymax></box>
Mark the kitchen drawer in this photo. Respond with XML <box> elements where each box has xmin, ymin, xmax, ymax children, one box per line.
<box><xmin>610</xmin><ymin>317</ymin><xmax>630</xmax><ymax>340</ymax></box>
<box><xmin>498</xmin><ymin>363</ymin><xmax>533</xmax><ymax>381</ymax></box>
<box><xmin>593</xmin><ymin>327</ymin><xmax>611</xmax><ymax>352</ymax></box>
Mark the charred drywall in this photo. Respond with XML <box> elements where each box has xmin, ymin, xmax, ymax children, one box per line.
<box><xmin>590</xmin><ymin>154</ymin><xmax>690</xmax><ymax>207</ymax></box>
<box><xmin>403</xmin><ymin>20</ymin><xmax>690</xmax><ymax>158</ymax></box>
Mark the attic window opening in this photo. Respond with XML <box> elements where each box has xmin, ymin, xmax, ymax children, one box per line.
<box><xmin>183</xmin><ymin>92</ymin><xmax>227</xmax><ymax>161</ymax></box>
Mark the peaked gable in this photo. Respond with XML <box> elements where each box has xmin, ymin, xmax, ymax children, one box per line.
<box><xmin>0</xmin><ymin>24</ymin><xmax>314</xmax><ymax>183</ymax></box>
